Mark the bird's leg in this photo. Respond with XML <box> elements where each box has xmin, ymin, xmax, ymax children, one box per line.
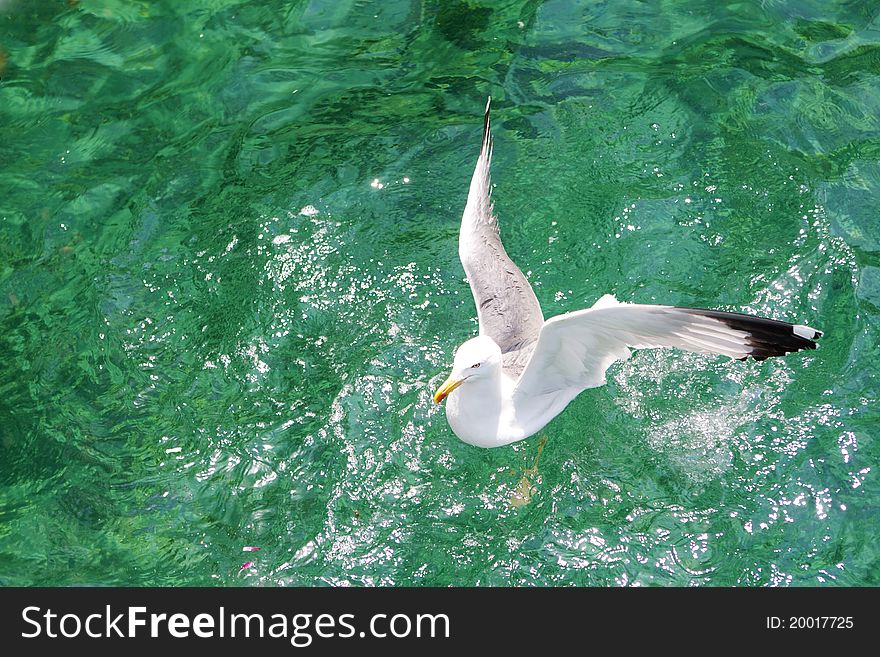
<box><xmin>509</xmin><ymin>435</ymin><xmax>548</xmax><ymax>508</ymax></box>
<box><xmin>525</xmin><ymin>435</ymin><xmax>547</xmax><ymax>477</ymax></box>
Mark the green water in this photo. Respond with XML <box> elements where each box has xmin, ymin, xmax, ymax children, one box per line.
<box><xmin>1</xmin><ymin>0</ymin><xmax>877</xmax><ymax>587</ymax></box>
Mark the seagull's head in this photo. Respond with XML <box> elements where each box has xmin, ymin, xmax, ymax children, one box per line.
<box><xmin>433</xmin><ymin>335</ymin><xmax>502</xmax><ymax>404</ymax></box>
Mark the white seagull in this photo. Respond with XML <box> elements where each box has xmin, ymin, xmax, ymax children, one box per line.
<box><xmin>433</xmin><ymin>99</ymin><xmax>822</xmax><ymax>448</ymax></box>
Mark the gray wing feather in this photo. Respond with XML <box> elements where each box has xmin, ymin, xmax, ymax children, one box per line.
<box><xmin>459</xmin><ymin>98</ymin><xmax>544</xmax><ymax>375</ymax></box>
<box><xmin>513</xmin><ymin>297</ymin><xmax>822</xmax><ymax>412</ymax></box>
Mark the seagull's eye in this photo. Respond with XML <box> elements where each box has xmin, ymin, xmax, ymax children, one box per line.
<box><xmin>471</xmin><ymin>363</ymin><xmax>481</xmax><ymax>369</ymax></box>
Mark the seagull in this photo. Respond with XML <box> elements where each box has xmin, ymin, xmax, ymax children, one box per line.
<box><xmin>433</xmin><ymin>98</ymin><xmax>822</xmax><ymax>448</ymax></box>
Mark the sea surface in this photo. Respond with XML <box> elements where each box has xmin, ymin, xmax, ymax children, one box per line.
<box><xmin>1</xmin><ymin>0</ymin><xmax>877</xmax><ymax>586</ymax></box>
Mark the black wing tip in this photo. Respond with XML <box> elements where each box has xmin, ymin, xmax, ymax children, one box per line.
<box><xmin>679</xmin><ymin>307</ymin><xmax>823</xmax><ymax>361</ymax></box>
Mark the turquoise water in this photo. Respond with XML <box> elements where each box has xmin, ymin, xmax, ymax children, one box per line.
<box><xmin>0</xmin><ymin>0</ymin><xmax>877</xmax><ymax>586</ymax></box>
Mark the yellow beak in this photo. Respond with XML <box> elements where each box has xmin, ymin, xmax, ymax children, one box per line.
<box><xmin>433</xmin><ymin>376</ymin><xmax>464</xmax><ymax>404</ymax></box>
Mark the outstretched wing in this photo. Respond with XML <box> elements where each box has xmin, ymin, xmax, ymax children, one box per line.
<box><xmin>459</xmin><ymin>98</ymin><xmax>544</xmax><ymax>374</ymax></box>
<box><xmin>512</xmin><ymin>295</ymin><xmax>821</xmax><ymax>411</ymax></box>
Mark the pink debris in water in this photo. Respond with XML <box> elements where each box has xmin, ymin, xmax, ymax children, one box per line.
<box><xmin>239</xmin><ymin>561</ymin><xmax>254</xmax><ymax>572</ymax></box>
<box><xmin>242</xmin><ymin>546</ymin><xmax>260</xmax><ymax>552</ymax></box>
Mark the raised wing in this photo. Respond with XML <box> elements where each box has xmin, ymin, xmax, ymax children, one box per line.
<box><xmin>459</xmin><ymin>98</ymin><xmax>544</xmax><ymax>373</ymax></box>
<box><xmin>512</xmin><ymin>295</ymin><xmax>821</xmax><ymax>413</ymax></box>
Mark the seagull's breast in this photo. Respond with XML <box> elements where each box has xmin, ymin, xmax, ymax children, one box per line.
<box><xmin>444</xmin><ymin>372</ymin><xmax>533</xmax><ymax>448</ymax></box>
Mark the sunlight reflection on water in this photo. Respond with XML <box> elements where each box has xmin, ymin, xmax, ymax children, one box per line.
<box><xmin>0</xmin><ymin>0</ymin><xmax>876</xmax><ymax>587</ymax></box>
